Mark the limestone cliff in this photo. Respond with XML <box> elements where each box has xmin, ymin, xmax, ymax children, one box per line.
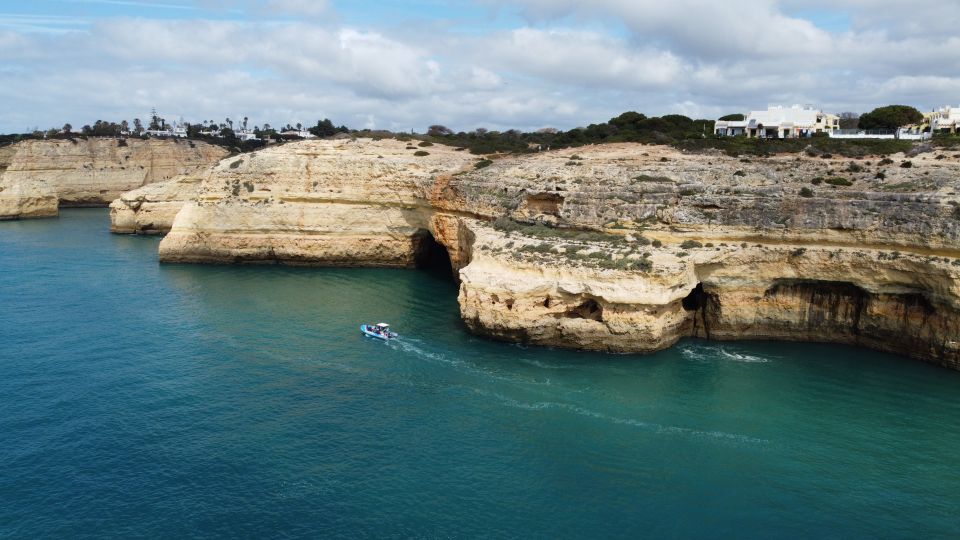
<box><xmin>158</xmin><ymin>139</ymin><xmax>476</xmax><ymax>265</ymax></box>
<box><xmin>0</xmin><ymin>138</ymin><xmax>227</xmax><ymax>219</ymax></box>
<box><xmin>1</xmin><ymin>144</ymin><xmax>55</xmax><ymax>219</ymax></box>
<box><xmin>109</xmin><ymin>173</ymin><xmax>205</xmax><ymax>234</ymax></box>
<box><xmin>150</xmin><ymin>139</ymin><xmax>960</xmax><ymax>369</ymax></box>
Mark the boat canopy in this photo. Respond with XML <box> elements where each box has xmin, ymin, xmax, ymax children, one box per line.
<box><xmin>376</xmin><ymin>323</ymin><xmax>390</xmax><ymax>328</ymax></box>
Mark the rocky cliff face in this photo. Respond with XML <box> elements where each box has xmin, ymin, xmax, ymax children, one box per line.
<box><xmin>158</xmin><ymin>139</ymin><xmax>476</xmax><ymax>265</ymax></box>
<box><xmin>109</xmin><ymin>173</ymin><xmax>206</xmax><ymax>234</ymax></box>
<box><xmin>147</xmin><ymin>138</ymin><xmax>960</xmax><ymax>368</ymax></box>
<box><xmin>0</xmin><ymin>138</ymin><xmax>227</xmax><ymax>219</ymax></box>
<box><xmin>1</xmin><ymin>144</ymin><xmax>57</xmax><ymax>219</ymax></box>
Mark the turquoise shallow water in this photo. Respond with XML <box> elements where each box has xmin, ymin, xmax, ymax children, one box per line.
<box><xmin>2</xmin><ymin>209</ymin><xmax>960</xmax><ymax>538</ymax></box>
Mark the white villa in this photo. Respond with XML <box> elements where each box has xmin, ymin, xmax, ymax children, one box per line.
<box><xmin>714</xmin><ymin>105</ymin><xmax>839</xmax><ymax>138</ymax></box>
<box><xmin>280</xmin><ymin>129</ymin><xmax>316</xmax><ymax>139</ymax></box>
<box><xmin>144</xmin><ymin>121</ymin><xmax>187</xmax><ymax>138</ymax></box>
<box><xmin>930</xmin><ymin>106</ymin><xmax>959</xmax><ymax>134</ymax></box>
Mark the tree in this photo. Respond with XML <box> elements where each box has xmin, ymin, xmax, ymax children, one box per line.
<box><xmin>62</xmin><ymin>123</ymin><xmax>72</xmax><ymax>134</ymax></box>
<box><xmin>309</xmin><ymin>118</ymin><xmax>336</xmax><ymax>138</ymax></box>
<box><xmin>838</xmin><ymin>112</ymin><xmax>860</xmax><ymax>130</ymax></box>
<box><xmin>858</xmin><ymin>105</ymin><xmax>923</xmax><ymax>132</ymax></box>
<box><xmin>427</xmin><ymin>124</ymin><xmax>453</xmax><ymax>136</ymax></box>
<box><xmin>149</xmin><ymin>108</ymin><xmax>161</xmax><ymax>130</ymax></box>
<box><xmin>719</xmin><ymin>114</ymin><xmax>745</xmax><ymax>121</ymax></box>
<box><xmin>242</xmin><ymin>116</ymin><xmax>249</xmax><ymax>130</ymax></box>
<box><xmin>609</xmin><ymin>111</ymin><xmax>647</xmax><ymax>126</ymax></box>
<box><xmin>120</xmin><ymin>120</ymin><xmax>129</xmax><ymax>134</ymax></box>
<box><xmin>133</xmin><ymin>118</ymin><xmax>143</xmax><ymax>134</ymax></box>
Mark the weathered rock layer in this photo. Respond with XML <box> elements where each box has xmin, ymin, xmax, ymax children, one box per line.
<box><xmin>0</xmin><ymin>138</ymin><xmax>227</xmax><ymax>220</ymax></box>
<box><xmin>143</xmin><ymin>139</ymin><xmax>960</xmax><ymax>368</ymax></box>
<box><xmin>158</xmin><ymin>139</ymin><xmax>476</xmax><ymax>265</ymax></box>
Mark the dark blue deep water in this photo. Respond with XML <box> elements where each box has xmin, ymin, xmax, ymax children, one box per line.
<box><xmin>2</xmin><ymin>210</ymin><xmax>960</xmax><ymax>539</ymax></box>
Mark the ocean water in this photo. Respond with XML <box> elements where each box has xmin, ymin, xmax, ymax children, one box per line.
<box><xmin>2</xmin><ymin>209</ymin><xmax>959</xmax><ymax>539</ymax></box>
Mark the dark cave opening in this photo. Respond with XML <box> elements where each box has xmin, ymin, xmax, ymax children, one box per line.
<box><xmin>682</xmin><ymin>283</ymin><xmax>707</xmax><ymax>311</ymax></box>
<box><xmin>413</xmin><ymin>230</ymin><xmax>454</xmax><ymax>280</ymax></box>
<box><xmin>566</xmin><ymin>299</ymin><xmax>604</xmax><ymax>322</ymax></box>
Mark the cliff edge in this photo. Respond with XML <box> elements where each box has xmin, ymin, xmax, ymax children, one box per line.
<box><xmin>0</xmin><ymin>138</ymin><xmax>227</xmax><ymax>220</ymax></box>
<box><xmin>144</xmin><ymin>138</ymin><xmax>960</xmax><ymax>368</ymax></box>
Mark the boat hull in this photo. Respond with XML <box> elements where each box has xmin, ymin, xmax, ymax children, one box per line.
<box><xmin>360</xmin><ymin>325</ymin><xmax>397</xmax><ymax>340</ymax></box>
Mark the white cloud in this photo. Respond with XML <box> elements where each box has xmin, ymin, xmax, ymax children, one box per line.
<box><xmin>478</xmin><ymin>28</ymin><xmax>685</xmax><ymax>89</ymax></box>
<box><xmin>1</xmin><ymin>0</ymin><xmax>958</xmax><ymax>133</ymax></box>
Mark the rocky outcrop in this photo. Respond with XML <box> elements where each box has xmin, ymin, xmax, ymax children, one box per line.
<box><xmin>158</xmin><ymin>139</ymin><xmax>476</xmax><ymax>265</ymax></box>
<box><xmin>456</xmin><ymin>221</ymin><xmax>960</xmax><ymax>369</ymax></box>
<box><xmin>1</xmin><ymin>144</ymin><xmax>57</xmax><ymax>219</ymax></box>
<box><xmin>109</xmin><ymin>173</ymin><xmax>205</xmax><ymax>234</ymax></box>
<box><xmin>152</xmin><ymin>139</ymin><xmax>960</xmax><ymax>369</ymax></box>
<box><xmin>0</xmin><ymin>138</ymin><xmax>227</xmax><ymax>219</ymax></box>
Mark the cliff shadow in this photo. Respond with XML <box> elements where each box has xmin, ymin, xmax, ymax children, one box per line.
<box><xmin>413</xmin><ymin>229</ymin><xmax>454</xmax><ymax>281</ymax></box>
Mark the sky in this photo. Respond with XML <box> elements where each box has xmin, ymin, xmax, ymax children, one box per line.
<box><xmin>1</xmin><ymin>0</ymin><xmax>958</xmax><ymax>133</ymax></box>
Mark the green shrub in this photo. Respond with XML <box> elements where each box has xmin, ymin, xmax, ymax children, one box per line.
<box><xmin>680</xmin><ymin>240</ymin><xmax>703</xmax><ymax>249</ymax></box>
<box><xmin>733</xmin><ymin>170</ymin><xmax>746</xmax><ymax>177</ymax></box>
<box><xmin>875</xmin><ymin>171</ymin><xmax>886</xmax><ymax>180</ymax></box>
<box><xmin>847</xmin><ymin>162</ymin><xmax>864</xmax><ymax>173</ymax></box>
<box><xmin>521</xmin><ymin>242</ymin><xmax>554</xmax><ymax>254</ymax></box>
<box><xmin>474</xmin><ymin>159</ymin><xmax>493</xmax><ymax>169</ymax></box>
<box><xmin>825</xmin><ymin>177</ymin><xmax>853</xmax><ymax>186</ymax></box>
<box><xmin>414</xmin><ymin>150</ymin><xmax>430</xmax><ymax>156</ymax></box>
<box><xmin>799</xmin><ymin>187</ymin><xmax>814</xmax><ymax>198</ymax></box>
<box><xmin>952</xmin><ymin>206</ymin><xmax>960</xmax><ymax>220</ymax></box>
<box><xmin>879</xmin><ymin>157</ymin><xmax>894</xmax><ymax>165</ymax></box>
<box><xmin>791</xmin><ymin>247</ymin><xmax>807</xmax><ymax>257</ymax></box>
<box><xmin>418</xmin><ymin>141</ymin><xmax>433</xmax><ymax>147</ymax></box>
<box><xmin>652</xmin><ymin>239</ymin><xmax>663</xmax><ymax>248</ymax></box>
<box><xmin>900</xmin><ymin>160</ymin><xmax>913</xmax><ymax>168</ymax></box>
<box><xmin>811</xmin><ymin>177</ymin><xmax>823</xmax><ymax>185</ymax></box>
<box><xmin>491</xmin><ymin>217</ymin><xmax>626</xmax><ymax>244</ymax></box>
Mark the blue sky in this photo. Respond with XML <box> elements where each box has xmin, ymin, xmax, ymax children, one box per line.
<box><xmin>0</xmin><ymin>0</ymin><xmax>957</xmax><ymax>133</ymax></box>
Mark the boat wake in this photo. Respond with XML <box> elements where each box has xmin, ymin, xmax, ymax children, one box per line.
<box><xmin>390</xmin><ymin>338</ymin><xmax>556</xmax><ymax>388</ymax></box>
<box><xmin>472</xmin><ymin>388</ymin><xmax>769</xmax><ymax>445</ymax></box>
<box><xmin>681</xmin><ymin>344</ymin><xmax>772</xmax><ymax>364</ymax></box>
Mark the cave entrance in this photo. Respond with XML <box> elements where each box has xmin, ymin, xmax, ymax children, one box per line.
<box><xmin>682</xmin><ymin>283</ymin><xmax>707</xmax><ymax>311</ymax></box>
<box><xmin>524</xmin><ymin>192</ymin><xmax>565</xmax><ymax>217</ymax></box>
<box><xmin>413</xmin><ymin>230</ymin><xmax>454</xmax><ymax>280</ymax></box>
<box><xmin>566</xmin><ymin>298</ymin><xmax>604</xmax><ymax>322</ymax></box>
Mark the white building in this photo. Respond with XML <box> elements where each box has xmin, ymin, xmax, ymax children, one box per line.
<box><xmin>280</xmin><ymin>129</ymin><xmax>316</xmax><ymax>139</ymax></box>
<box><xmin>715</xmin><ymin>105</ymin><xmax>839</xmax><ymax>138</ymax></box>
<box><xmin>144</xmin><ymin>119</ymin><xmax>188</xmax><ymax>138</ymax></box>
<box><xmin>236</xmin><ymin>128</ymin><xmax>260</xmax><ymax>142</ymax></box>
<box><xmin>931</xmin><ymin>106</ymin><xmax>959</xmax><ymax>134</ymax></box>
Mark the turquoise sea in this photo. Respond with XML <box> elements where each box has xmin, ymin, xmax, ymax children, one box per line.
<box><xmin>2</xmin><ymin>209</ymin><xmax>959</xmax><ymax>538</ymax></box>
